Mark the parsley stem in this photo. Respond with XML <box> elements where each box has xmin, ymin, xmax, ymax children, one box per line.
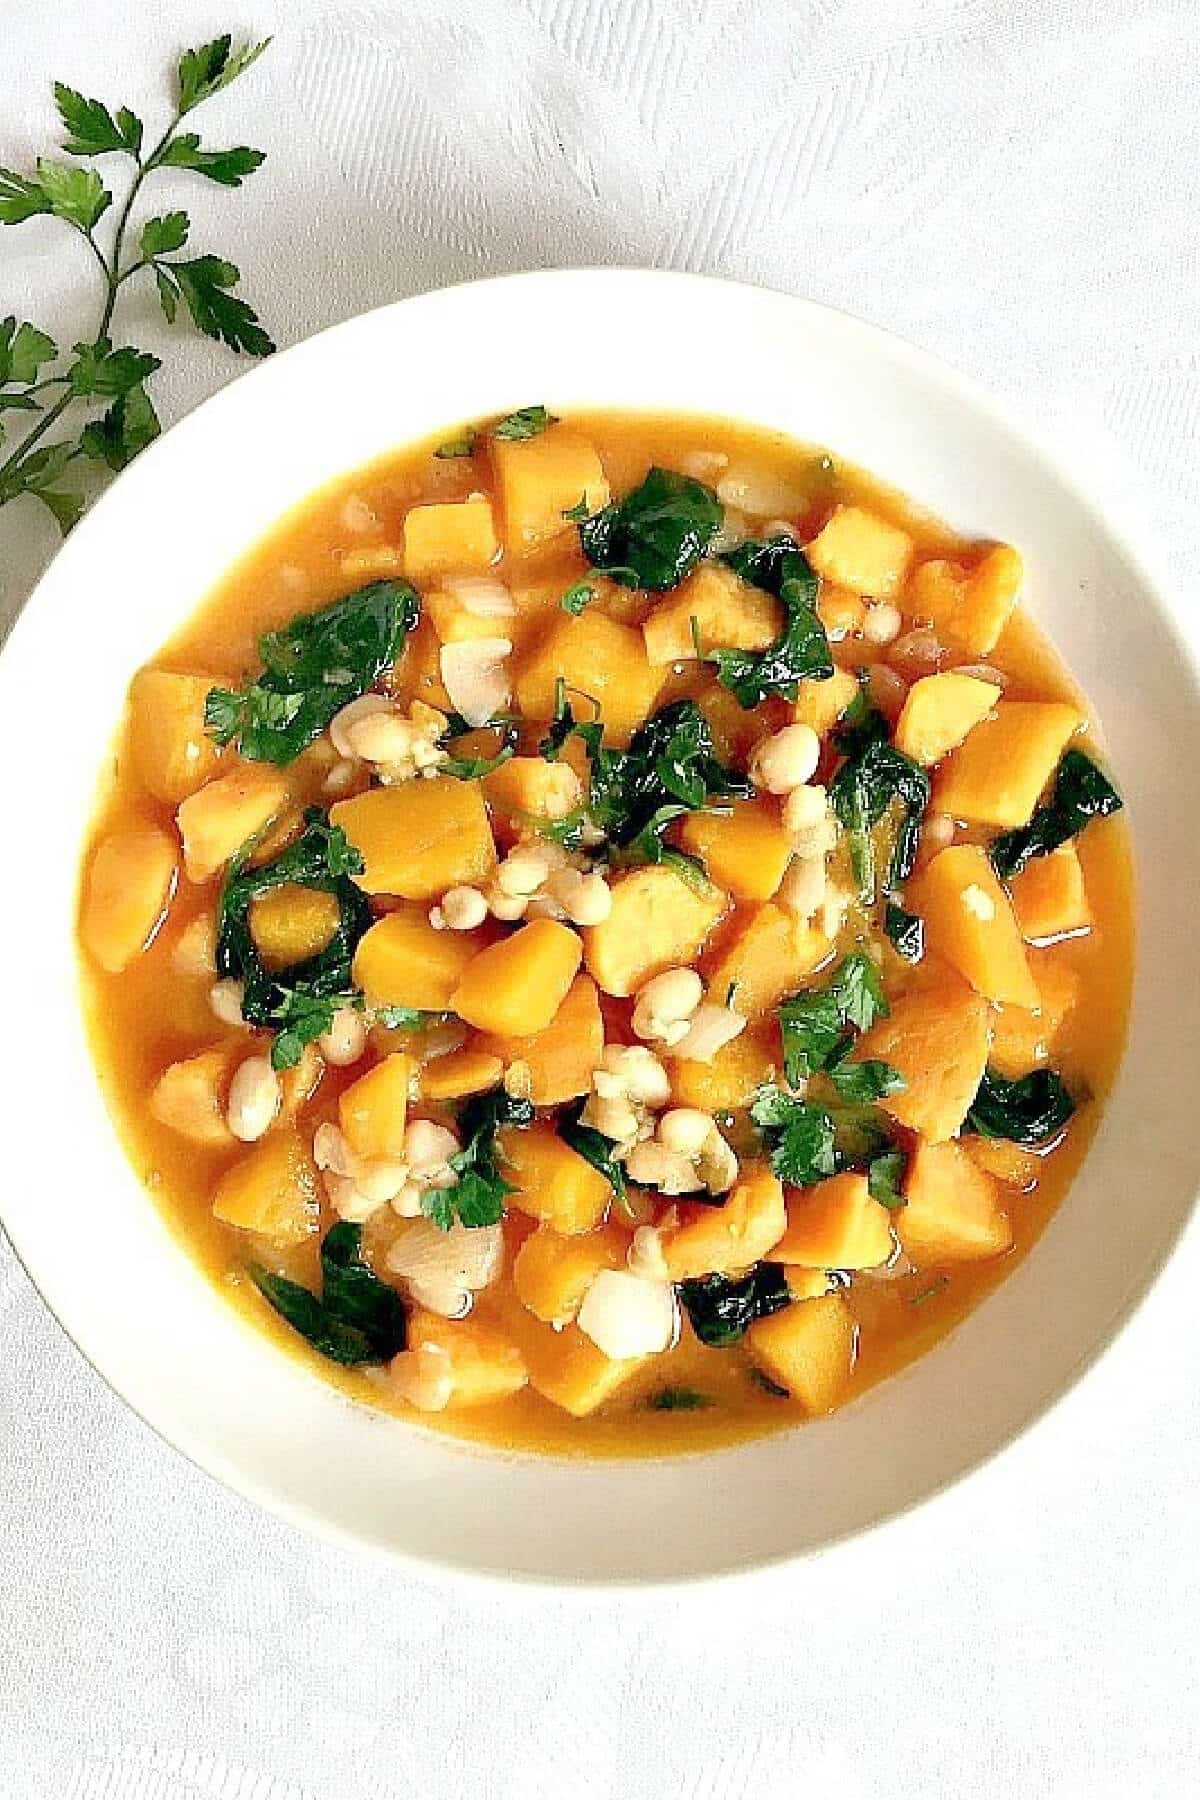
<box><xmin>0</xmin><ymin>389</ymin><xmax>76</xmax><ymax>488</ymax></box>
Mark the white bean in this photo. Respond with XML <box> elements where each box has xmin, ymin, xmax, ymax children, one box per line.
<box><xmin>318</xmin><ymin>1005</ymin><xmax>368</xmax><ymax>1067</ymax></box>
<box><xmin>330</xmin><ymin>692</ymin><xmax>392</xmax><ymax>759</ymax></box>
<box><xmin>863</xmin><ymin>602</ymin><xmax>903</xmax><ymax>645</ymax></box>
<box><xmin>635</xmin><ymin>967</ymin><xmax>703</xmax><ymax>1026</ymax></box>
<box><xmin>497</xmin><ymin>849</ymin><xmax>550</xmax><ymax>897</ymax></box>
<box><xmin>226</xmin><ymin>1055</ymin><xmax>281</xmax><ymax>1143</ymax></box>
<box><xmin>782</xmin><ymin>783</ymin><xmax>827</xmax><ymax>837</ymax></box>
<box><xmin>750</xmin><ymin>723</ymin><xmax>820</xmax><ymax>794</ymax></box>
<box><xmin>209</xmin><ymin>978</ymin><xmax>246</xmax><ymax>1028</ymax></box>
<box><xmin>439</xmin><ymin>885</ymin><xmax>488</xmax><ymax>931</ymax></box>
<box><xmin>658</xmin><ymin>1108</ymin><xmax>714</xmax><ymax>1158</ymax></box>
<box><xmin>561</xmin><ymin>871</ymin><xmax>612</xmax><ymax>926</ymax></box>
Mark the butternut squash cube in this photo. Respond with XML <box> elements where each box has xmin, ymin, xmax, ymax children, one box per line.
<box><xmin>352</xmin><ymin>906</ymin><xmax>485</xmax><ymax>1010</ymax></box>
<box><xmin>331</xmin><ymin>777</ymin><xmax>496</xmax><ymax>899</ymax></box>
<box><xmin>934</xmin><ymin>701</ymin><xmax>1083</xmax><ymax>828</ymax></box>
<box><xmin>851</xmin><ymin>978</ymin><xmax>990</xmax><ymax>1142</ymax></box>
<box><xmin>670</xmin><ymin>1025</ymin><xmax>777</xmax><ymax>1111</ymax></box>
<box><xmin>177</xmin><ymin>764</ymin><xmax>289</xmax><ymax>884</ymax></box>
<box><xmin>81</xmin><ymin>825</ymin><xmax>178</xmax><ymax>972</ymax></box>
<box><xmin>482</xmin><ymin>755</ymin><xmax>583</xmax><ymax>823</ymax></box>
<box><xmin>476</xmin><ymin>972</ymin><xmax>602</xmax><ymax>1106</ymax></box>
<box><xmin>696</xmin><ymin>678</ymin><xmax>772</xmax><ymax>765</ymax></box>
<box><xmin>491</xmin><ymin>424</ymin><xmax>610</xmax><ymax>553</ymax></box>
<box><xmin>773</xmin><ymin>1172</ymin><xmax>894</xmax><ymax>1270</ymax></box>
<box><xmin>248</xmin><ymin>884</ymin><xmax>341</xmax><ymax>971</ymax></box>
<box><xmin>418</xmin><ymin>1048</ymin><xmax>504</xmax><ymax>1101</ymax></box>
<box><xmin>151</xmin><ymin>1045</ymin><xmax>238</xmax><ymax>1146</ymax></box>
<box><xmin>705</xmin><ymin>904</ymin><xmax>832</xmax><ymax>1019</ymax></box>
<box><xmin>451</xmin><ymin>918</ymin><xmax>582</xmax><ymax>1035</ymax></box>
<box><xmin>806</xmin><ymin>504</ymin><xmax>913</xmax><ymax>598</ymax></box>
<box><xmin>583</xmin><ymin>864</ymin><xmax>726</xmax><ymax>997</ymax></box>
<box><xmin>423</xmin><ymin>586</ymin><xmax>516</xmax><ymax>647</ymax></box>
<box><xmin>642</xmin><ymin>562</ymin><xmax>781</xmax><ymax>666</ymax></box>
<box><xmin>212</xmin><ymin>1128</ymin><xmax>320</xmax><ymax>1243</ymax></box>
<box><xmin>1009</xmin><ymin>844</ymin><xmax>1091</xmax><ymax>941</ymax></box>
<box><xmin>893</xmin><ymin>672</ymin><xmax>1000</xmax><ymax>767</ymax></box>
<box><xmin>400</xmin><ymin>1310</ymin><xmax>528</xmax><ymax>1409</ymax></box>
<box><xmin>512</xmin><ymin>1222</ymin><xmax>627</xmax><ymax>1325</ymax></box>
<box><xmin>338</xmin><ymin>1052</ymin><xmax>413</xmax><ymax>1160</ymax></box>
<box><xmin>960</xmin><ymin>1135</ymin><xmax>1041</xmax><ymax>1189</ymax></box>
<box><xmin>899</xmin><ymin>1139</ymin><xmax>1012</xmax><ymax>1264</ymax></box>
<box><xmin>678</xmin><ymin>798</ymin><xmax>792</xmax><ymax>902</ymax></box>
<box><xmin>662</xmin><ymin>1165</ymin><xmax>787</xmax><ymax>1282</ymax></box>
<box><xmin>906</xmin><ymin>544</ymin><xmax>1023</xmax><ymax>655</ymax></box>
<box><xmin>127</xmin><ymin>668</ymin><xmax>223</xmax><ymax>803</ymax></box>
<box><xmin>910</xmin><ymin>844</ymin><xmax>1038</xmax><ymax>1008</ymax></box>
<box><xmin>790</xmin><ymin>666</ymin><xmax>859</xmax><ymax>738</ymax></box>
<box><xmin>498</xmin><ymin>1123</ymin><xmax>611</xmax><ymax>1234</ymax></box>
<box><xmin>747</xmin><ymin>1294</ymin><xmax>856</xmax><ymax>1413</ymax></box>
<box><xmin>515</xmin><ymin>611</ymin><xmax>664</xmax><ymax>747</ymax></box>
<box><xmin>502</xmin><ymin>1305</ymin><xmax>647</xmax><ymax>1416</ymax></box>
<box><xmin>989</xmin><ymin>951</ymin><xmax>1080</xmax><ymax>1078</ymax></box>
<box><xmin>402</xmin><ymin>496</ymin><xmax>498</xmax><ymax>580</ymax></box>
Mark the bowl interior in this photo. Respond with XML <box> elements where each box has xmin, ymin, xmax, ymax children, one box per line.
<box><xmin>2</xmin><ymin>269</ymin><xmax>1197</xmax><ymax>1585</ymax></box>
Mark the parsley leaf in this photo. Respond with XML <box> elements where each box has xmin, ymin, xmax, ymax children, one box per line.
<box><xmin>777</xmin><ymin>951</ymin><xmax>887</xmax><ymax>1084</ymax></box>
<box><xmin>157</xmin><ymin>135</ymin><xmax>266</xmax><ymax>188</ymax></box>
<box><xmin>824</xmin><ymin>1056</ymin><xmax>905</xmax><ymax>1105</ymax></box>
<box><xmin>177</xmin><ymin>34</ymin><xmax>272</xmax><ymax>114</ymax></box>
<box><xmin>493</xmin><ymin>404</ymin><xmax>557</xmax><ymax>440</ymax></box>
<box><xmin>827</xmin><ymin>950</ymin><xmax>889</xmax><ymax>1033</ymax></box>
<box><xmin>434</xmin><ymin>429</ymin><xmax>476</xmax><ymax>459</ymax></box>
<box><xmin>0</xmin><ymin>319</ymin><xmax>58</xmax><ymax>386</ymax></box>
<box><xmin>990</xmin><ymin>749</ymin><xmax>1122</xmax><ymax>880</ymax></box>
<box><xmin>160</xmin><ymin>255</ymin><xmax>274</xmax><ymax>356</ymax></box>
<box><xmin>579</xmin><ymin>466</ymin><xmax>723</xmax><ymax>592</ymax></box>
<box><xmin>965</xmin><ymin>1067</ymin><xmax>1075</xmax><ymax>1145</ymax></box>
<box><xmin>250</xmin><ymin>1223</ymin><xmax>405</xmax><ymax>1366</ymax></box>
<box><xmin>677</xmin><ymin>1266</ymin><xmax>792</xmax><ymax>1347</ymax></box>
<box><xmin>713</xmin><ymin>536</ymin><xmax>834</xmax><ymax>705</ymax></box>
<box><xmin>433</xmin><ymin>1091</ymin><xmax>536</xmax><ymax>1230</ymax></box>
<box><xmin>560</xmin><ymin>581</ymin><xmax>596</xmax><ymax>615</ymax></box>
<box><xmin>53</xmin><ymin>85</ymin><xmax>143</xmax><ymax>158</ymax></box>
<box><xmin>883</xmin><ymin>900</ymin><xmax>925</xmax><ymax>962</ymax></box>
<box><xmin>750</xmin><ymin>1087</ymin><xmax>838</xmax><ymax>1186</ymax></box>
<box><xmin>557</xmin><ymin>1103</ymin><xmax>627</xmax><ymax>1197</ymax></box>
<box><xmin>139</xmin><ymin>211</ymin><xmax>190</xmax><ymax>257</ymax></box>
<box><xmin>79</xmin><ymin>383</ymin><xmax>160</xmax><ymax>471</ymax></box>
<box><xmin>68</xmin><ymin>338</ymin><xmax>160</xmax><ymax>397</ymax></box>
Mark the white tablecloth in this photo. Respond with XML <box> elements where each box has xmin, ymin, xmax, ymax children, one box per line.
<box><xmin>3</xmin><ymin>3</ymin><xmax>1198</xmax><ymax>1795</ymax></box>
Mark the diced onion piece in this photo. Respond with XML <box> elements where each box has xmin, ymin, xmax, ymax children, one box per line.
<box><xmin>576</xmin><ymin>1270</ymin><xmax>677</xmax><ymax>1359</ymax></box>
<box><xmin>669</xmin><ymin>1003</ymin><xmax>747</xmax><ymax>1063</ymax></box>
<box><xmin>439</xmin><ymin>638</ymin><xmax>513</xmax><ymax>728</ymax></box>
<box><xmin>442</xmin><ymin>576</ymin><xmax>516</xmax><ymax>619</ymax></box>
<box><xmin>385</xmin><ymin>1220</ymin><xmax>503</xmax><ymax>1317</ymax></box>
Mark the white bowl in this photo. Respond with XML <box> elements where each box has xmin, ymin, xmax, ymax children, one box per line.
<box><xmin>2</xmin><ymin>270</ymin><xmax>1197</xmax><ymax>1587</ymax></box>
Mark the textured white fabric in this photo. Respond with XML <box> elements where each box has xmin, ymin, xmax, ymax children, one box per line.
<box><xmin>2</xmin><ymin>2</ymin><xmax>1199</xmax><ymax>1795</ymax></box>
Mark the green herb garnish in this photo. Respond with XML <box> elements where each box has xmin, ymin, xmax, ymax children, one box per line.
<box><xmin>677</xmin><ymin>1266</ymin><xmax>792</xmax><ymax>1347</ymax></box>
<box><xmin>586</xmin><ymin>700</ymin><xmax>753</xmax><ymax>856</ymax></box>
<box><xmin>712</xmin><ymin>536</ymin><xmax>834</xmax><ymax>705</ymax></box>
<box><xmin>493</xmin><ymin>404</ymin><xmax>557</xmax><ymax>440</ymax></box>
<box><xmin>750</xmin><ymin>1087</ymin><xmax>837</xmax><ymax>1186</ymax></box>
<box><xmin>778</xmin><ymin>950</ymin><xmax>887</xmax><ymax>1084</ymax></box>
<box><xmin>560</xmin><ymin>581</ymin><xmax>596</xmax><ymax>615</ymax></box>
<box><xmin>424</xmin><ymin>1090</ymin><xmax>535</xmax><ymax>1231</ymax></box>
<box><xmin>965</xmin><ymin>1066</ymin><xmax>1075</xmax><ymax>1145</ymax></box>
<box><xmin>990</xmin><ymin>749</ymin><xmax>1122</xmax><ymax>880</ymax></box>
<box><xmin>867</xmin><ymin>1148</ymin><xmax>907</xmax><ymax>1209</ymax></box>
<box><xmin>205</xmin><ymin>580</ymin><xmax>419</xmax><ymax>764</ymax></box>
<box><xmin>824</xmin><ymin>1057</ymin><xmax>905</xmax><ymax>1105</ymax></box>
<box><xmin>578</xmin><ymin>466</ymin><xmax>723</xmax><ymax>592</ymax></box>
<box><xmin>557</xmin><ymin>1102</ymin><xmax>627</xmax><ymax>1197</ymax></box>
<box><xmin>830</xmin><ymin>733</ymin><xmax>930</xmax><ymax>903</ymax></box>
<box><xmin>440</xmin><ymin>716</ymin><xmax>520</xmax><ymax>779</ymax></box>
<box><xmin>0</xmin><ymin>35</ymin><xmax>272</xmax><ymax>531</ymax></box>
<box><xmin>251</xmin><ymin>1223</ymin><xmax>406</xmax><ymax>1366</ymax></box>
<box><xmin>434</xmin><ymin>429</ymin><xmax>476</xmax><ymax>459</ymax></box>
<box><xmin>883</xmin><ymin>900</ymin><xmax>925</xmax><ymax>962</ymax></box>
<box><xmin>648</xmin><ymin>1386</ymin><xmax>713</xmax><ymax>1412</ymax></box>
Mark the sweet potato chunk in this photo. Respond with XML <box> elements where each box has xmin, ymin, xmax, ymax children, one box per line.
<box><xmin>491</xmin><ymin>424</ymin><xmax>609</xmax><ymax>553</ymax></box>
<box><xmin>747</xmin><ymin>1294</ymin><xmax>856</xmax><ymax>1413</ymax></box>
<box><xmin>418</xmin><ymin>1049</ymin><xmax>504</xmax><ymax>1101</ymax></box>
<box><xmin>662</xmin><ymin>1165</ymin><xmax>786</xmax><ymax>1282</ymax></box>
<box><xmin>989</xmin><ymin>951</ymin><xmax>1080</xmax><ymax>1078</ymax></box>
<box><xmin>402</xmin><ymin>496</ymin><xmax>498</xmax><ymax>580</ymax></box>
<box><xmin>911</xmin><ymin>844</ymin><xmax>1038</xmax><ymax>1008</ymax></box>
<box><xmin>515</xmin><ymin>612</ymin><xmax>664</xmax><ymax>747</ymax></box>
<box><xmin>338</xmin><ymin>1052</ymin><xmax>412</xmax><ymax>1160</ymax></box>
<box><xmin>248</xmin><ymin>884</ymin><xmax>341</xmax><ymax>971</ymax></box>
<box><xmin>773</xmin><ymin>1173</ymin><xmax>894</xmax><ymax>1270</ymax></box>
<box><xmin>960</xmin><ymin>1135</ymin><xmax>1041</xmax><ymax>1188</ymax></box>
<box><xmin>850</xmin><ymin>979</ymin><xmax>990</xmax><ymax>1142</ymax></box>
<box><xmin>331</xmin><ymin>777</ymin><xmax>496</xmax><ymax>899</ymax></box>
<box><xmin>893</xmin><ymin>672</ymin><xmax>999</xmax><ymax>767</ymax></box>
<box><xmin>899</xmin><ymin>1139</ymin><xmax>1012</xmax><ymax>1264</ymax></box>
<box><xmin>1009</xmin><ymin>844</ymin><xmax>1091</xmax><ymax>941</ymax></box>
<box><xmin>696</xmin><ymin>678</ymin><xmax>772</xmax><ymax>765</ymax></box>
<box><xmin>482</xmin><ymin>755</ymin><xmax>583</xmax><ymax>823</ymax></box>
<box><xmin>705</xmin><ymin>905</ymin><xmax>831</xmax><ymax>1019</ymax></box>
<box><xmin>806</xmin><ymin>505</ymin><xmax>913</xmax><ymax>598</ymax></box>
<box><xmin>451</xmin><ymin>918</ymin><xmax>582</xmax><ymax>1035</ymax></box>
<box><xmin>678</xmin><ymin>798</ymin><xmax>792</xmax><ymax>902</ymax></box>
<box><xmin>177</xmin><ymin>765</ymin><xmax>289</xmax><ymax>884</ymax></box>
<box><xmin>212</xmin><ymin>1128</ymin><xmax>320</xmax><ymax>1243</ymax></box>
<box><xmin>151</xmin><ymin>1045</ymin><xmax>237</xmax><ymax>1146</ymax></box>
<box><xmin>934</xmin><ymin>702</ymin><xmax>1083</xmax><ymax>828</ymax></box>
<box><xmin>498</xmin><ymin>1124</ymin><xmax>610</xmax><ymax>1234</ymax></box>
<box><xmin>398</xmin><ymin>1310</ymin><xmax>528</xmax><ymax>1409</ymax></box>
<box><xmin>512</xmin><ymin>1222</ymin><xmax>627</xmax><ymax>1325</ymax></box>
<box><xmin>476</xmin><ymin>972</ymin><xmax>602</xmax><ymax>1105</ymax></box>
<box><xmin>907</xmin><ymin>544</ymin><xmax>1023</xmax><ymax>655</ymax></box>
<box><xmin>81</xmin><ymin>825</ymin><xmax>178</xmax><ymax>972</ymax></box>
<box><xmin>790</xmin><ymin>666</ymin><xmax>859</xmax><ymax>738</ymax></box>
<box><xmin>642</xmin><ymin>562</ymin><xmax>781</xmax><ymax>666</ymax></box>
<box><xmin>127</xmin><ymin>668</ymin><xmax>222</xmax><ymax>803</ymax></box>
<box><xmin>584</xmin><ymin>864</ymin><xmax>726</xmax><ymax>997</ymax></box>
<box><xmin>352</xmin><ymin>907</ymin><xmax>484</xmax><ymax>1010</ymax></box>
<box><xmin>502</xmin><ymin>1304</ymin><xmax>647</xmax><ymax>1416</ymax></box>
<box><xmin>670</xmin><ymin>1025</ymin><xmax>777</xmax><ymax>1111</ymax></box>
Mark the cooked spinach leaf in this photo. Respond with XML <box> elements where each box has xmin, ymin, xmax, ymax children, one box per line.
<box><xmin>586</xmin><ymin>700</ymin><xmax>752</xmax><ymax>853</ymax></box>
<box><xmin>557</xmin><ymin>1101</ymin><xmax>627</xmax><ymax>1198</ymax></box>
<box><xmin>425</xmin><ymin>1090</ymin><xmax>536</xmax><ymax>1230</ymax></box>
<box><xmin>215</xmin><ymin>809</ymin><xmax>371</xmax><ymax>1070</ymax></box>
<box><xmin>827</xmin><ymin>950</ymin><xmax>889</xmax><ymax>1032</ymax></box>
<box><xmin>867</xmin><ymin>1148</ymin><xmax>907</xmax><ymax>1209</ymax></box>
<box><xmin>493</xmin><ymin>403</ymin><xmax>557</xmax><ymax>440</ymax></box>
<box><xmin>777</xmin><ymin>950</ymin><xmax>888</xmax><ymax>1084</ymax></box>
<box><xmin>205</xmin><ymin>579</ymin><xmax>419</xmax><ymax>764</ymax></box>
<box><xmin>440</xmin><ymin>716</ymin><xmax>520</xmax><ymax>779</ymax></box>
<box><xmin>539</xmin><ymin>678</ymin><xmax>605</xmax><ymax>763</ymax></box>
<box><xmin>250</xmin><ymin>1223</ymin><xmax>406</xmax><ymax>1366</ymax></box>
<box><xmin>965</xmin><ymin>1067</ymin><xmax>1075</xmax><ymax>1145</ymax></box>
<box><xmin>578</xmin><ymin>466</ymin><xmax>722</xmax><ymax>592</ymax></box>
<box><xmin>990</xmin><ymin>749</ymin><xmax>1122</xmax><ymax>880</ymax></box>
<box><xmin>750</xmin><ymin>1086</ymin><xmax>838</xmax><ymax>1186</ymax></box>
<box><xmin>648</xmin><ymin>1386</ymin><xmax>713</xmax><ymax>1411</ymax></box>
<box><xmin>884</xmin><ymin>900</ymin><xmax>925</xmax><ymax>962</ymax></box>
<box><xmin>711</xmin><ymin>535</ymin><xmax>834</xmax><ymax>706</ymax></box>
<box><xmin>677</xmin><ymin>1265</ymin><xmax>792</xmax><ymax>1347</ymax></box>
<box><xmin>830</xmin><ymin>735</ymin><xmax>930</xmax><ymax>902</ymax></box>
<box><xmin>748</xmin><ymin>1366</ymin><xmax>790</xmax><ymax>1398</ymax></box>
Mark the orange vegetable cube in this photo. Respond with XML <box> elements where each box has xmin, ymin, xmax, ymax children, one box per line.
<box><xmin>670</xmin><ymin>1025</ymin><xmax>777</xmax><ymax>1111</ymax></box>
<box><xmin>696</xmin><ymin>678</ymin><xmax>772</xmax><ymax>765</ymax></box>
<box><xmin>705</xmin><ymin>905</ymin><xmax>832</xmax><ymax>1019</ymax></box>
<box><xmin>662</xmin><ymin>1165</ymin><xmax>786</xmax><ymax>1281</ymax></box>
<box><xmin>482</xmin><ymin>755</ymin><xmax>583</xmax><ymax>823</ymax></box>
<box><xmin>773</xmin><ymin>1172</ymin><xmax>894</xmax><ymax>1270</ymax></box>
<box><xmin>501</xmin><ymin>1305</ymin><xmax>647</xmax><ymax>1416</ymax></box>
<box><xmin>851</xmin><ymin>978</ymin><xmax>990</xmax><ymax>1142</ymax></box>
<box><xmin>806</xmin><ymin>505</ymin><xmax>913</xmax><ymax>598</ymax></box>
<box><xmin>790</xmin><ymin>666</ymin><xmax>859</xmax><ymax>738</ymax></box>
<box><xmin>338</xmin><ymin>1052</ymin><xmax>413</xmax><ymax>1160</ymax></box>
<box><xmin>893</xmin><ymin>671</ymin><xmax>1000</xmax><ymax>766</ymax></box>
<box><xmin>81</xmin><ymin>825</ymin><xmax>178</xmax><ymax>972</ymax></box>
<box><xmin>352</xmin><ymin>906</ymin><xmax>484</xmax><ymax>1010</ymax></box>
<box><xmin>642</xmin><ymin>562</ymin><xmax>781</xmax><ymax>666</ymax></box>
<box><xmin>402</xmin><ymin>496</ymin><xmax>498</xmax><ymax>580</ymax></box>
<box><xmin>1009</xmin><ymin>844</ymin><xmax>1091</xmax><ymax>942</ymax></box>
<box><xmin>476</xmin><ymin>972</ymin><xmax>602</xmax><ymax>1106</ymax></box>
<box><xmin>747</xmin><ymin>1294</ymin><xmax>856</xmax><ymax>1413</ymax></box>
<box><xmin>248</xmin><ymin>884</ymin><xmax>341</xmax><ymax>971</ymax></box>
<box><xmin>899</xmin><ymin>1139</ymin><xmax>1012</xmax><ymax>1264</ymax></box>
<box><xmin>584</xmin><ymin>864</ymin><xmax>726</xmax><ymax>997</ymax></box>
<box><xmin>934</xmin><ymin>701</ymin><xmax>1083</xmax><ymax>828</ymax></box>
<box><xmin>907</xmin><ymin>544</ymin><xmax>1023</xmax><ymax>655</ymax></box>
<box><xmin>910</xmin><ymin>844</ymin><xmax>1038</xmax><ymax>1008</ymax></box>
<box><xmin>515</xmin><ymin>612</ymin><xmax>664</xmax><ymax>747</ymax></box>
<box><xmin>127</xmin><ymin>668</ymin><xmax>223</xmax><ymax>803</ymax></box>
<box><xmin>989</xmin><ymin>950</ymin><xmax>1080</xmax><ymax>1078</ymax></box>
<box><xmin>678</xmin><ymin>798</ymin><xmax>792</xmax><ymax>902</ymax></box>
<box><xmin>176</xmin><ymin>764</ymin><xmax>289</xmax><ymax>884</ymax></box>
<box><xmin>423</xmin><ymin>586</ymin><xmax>516</xmax><ymax>647</ymax></box>
<box><xmin>498</xmin><ymin>1123</ymin><xmax>610</xmax><ymax>1234</ymax></box>
<box><xmin>418</xmin><ymin>1048</ymin><xmax>504</xmax><ymax>1101</ymax></box>
<box><xmin>960</xmin><ymin>1135</ymin><xmax>1042</xmax><ymax>1189</ymax></box>
<box><xmin>212</xmin><ymin>1128</ymin><xmax>320</xmax><ymax>1243</ymax></box>
<box><xmin>451</xmin><ymin>918</ymin><xmax>582</xmax><ymax>1035</ymax></box>
<box><xmin>151</xmin><ymin>1045</ymin><xmax>238</xmax><ymax>1146</ymax></box>
<box><xmin>512</xmin><ymin>1222</ymin><xmax>627</xmax><ymax>1324</ymax></box>
<box><xmin>331</xmin><ymin>777</ymin><xmax>496</xmax><ymax>899</ymax></box>
<box><xmin>491</xmin><ymin>424</ymin><xmax>610</xmax><ymax>553</ymax></box>
<box><xmin>397</xmin><ymin>1310</ymin><xmax>528</xmax><ymax>1409</ymax></box>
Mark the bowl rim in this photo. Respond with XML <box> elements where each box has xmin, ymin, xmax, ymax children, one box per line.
<box><xmin>2</xmin><ymin>264</ymin><xmax>1195</xmax><ymax>1592</ymax></box>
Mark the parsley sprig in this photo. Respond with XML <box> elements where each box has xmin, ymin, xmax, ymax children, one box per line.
<box><xmin>0</xmin><ymin>34</ymin><xmax>273</xmax><ymax>532</ymax></box>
